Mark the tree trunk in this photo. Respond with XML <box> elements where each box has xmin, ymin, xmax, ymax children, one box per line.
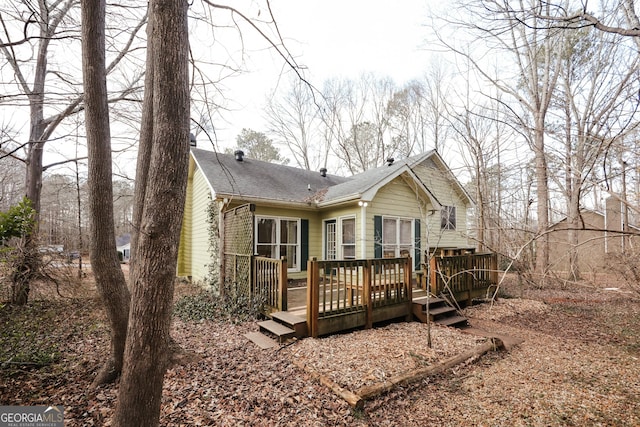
<box><xmin>12</xmin><ymin>76</ymin><xmax>47</xmax><ymax>306</ymax></box>
<box><xmin>565</xmin><ymin>100</ymin><xmax>581</xmax><ymax>282</ymax></box>
<box><xmin>81</xmin><ymin>0</ymin><xmax>131</xmax><ymax>387</ymax></box>
<box><xmin>11</xmin><ymin>1</ymin><xmax>54</xmax><ymax>305</ymax></box>
<box><xmin>533</xmin><ymin>114</ymin><xmax>550</xmax><ymax>284</ymax></box>
<box><xmin>128</xmin><ymin>9</ymin><xmax>156</xmax><ymax>276</ymax></box>
<box><xmin>112</xmin><ymin>0</ymin><xmax>190</xmax><ymax>425</ymax></box>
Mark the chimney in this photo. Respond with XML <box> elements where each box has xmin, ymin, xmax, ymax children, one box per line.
<box><xmin>320</xmin><ymin>167</ymin><xmax>327</xmax><ymax>177</ymax></box>
<box><xmin>386</xmin><ymin>157</ymin><xmax>394</xmax><ymax>166</ymax></box>
<box><xmin>189</xmin><ymin>133</ymin><xmax>197</xmax><ymax>147</ymax></box>
<box><xmin>234</xmin><ymin>150</ymin><xmax>244</xmax><ymax>161</ymax></box>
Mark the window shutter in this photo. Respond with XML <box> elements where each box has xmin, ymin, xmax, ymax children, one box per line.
<box><xmin>414</xmin><ymin>218</ymin><xmax>421</xmax><ymax>270</ymax></box>
<box><xmin>374</xmin><ymin>215</ymin><xmax>382</xmax><ymax>259</ymax></box>
<box><xmin>301</xmin><ymin>219</ymin><xmax>309</xmax><ymax>271</ymax></box>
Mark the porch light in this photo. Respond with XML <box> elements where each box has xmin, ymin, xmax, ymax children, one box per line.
<box><xmin>358</xmin><ymin>201</ymin><xmax>368</xmax><ymax>207</ymax></box>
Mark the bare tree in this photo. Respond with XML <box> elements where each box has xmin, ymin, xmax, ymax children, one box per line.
<box><xmin>0</xmin><ymin>153</ymin><xmax>25</xmax><ymax>210</ymax></box>
<box><xmin>326</xmin><ymin>74</ymin><xmax>400</xmax><ymax>173</ymax></box>
<box><xmin>0</xmin><ymin>0</ymin><xmax>145</xmax><ymax>303</ymax></box>
<box><xmin>448</xmin><ymin>78</ymin><xmax>512</xmax><ymax>254</ymax></box>
<box><xmin>113</xmin><ymin>0</ymin><xmax>190</xmax><ymax>423</ymax></box>
<box><xmin>387</xmin><ymin>80</ymin><xmax>428</xmax><ymax>157</ymax></box>
<box><xmin>265</xmin><ymin>76</ymin><xmax>326</xmax><ymax>170</ymax></box>
<box><xmin>80</xmin><ymin>0</ymin><xmax>131</xmax><ymax>388</ymax></box>
<box><xmin>529</xmin><ymin>0</ymin><xmax>640</xmax><ymax>38</ymax></box>
<box><xmin>548</xmin><ymin>25</ymin><xmax>640</xmax><ymax>280</ymax></box>
<box><xmin>438</xmin><ymin>0</ymin><xmax>564</xmax><ymax>282</ymax></box>
<box><xmin>422</xmin><ymin>62</ymin><xmax>452</xmax><ymax>154</ymax></box>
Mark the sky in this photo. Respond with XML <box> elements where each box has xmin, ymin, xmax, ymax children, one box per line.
<box><xmin>23</xmin><ymin>0</ymin><xmax>442</xmax><ymax>178</ymax></box>
<box><xmin>202</xmin><ymin>0</ymin><xmax>439</xmax><ymax>153</ymax></box>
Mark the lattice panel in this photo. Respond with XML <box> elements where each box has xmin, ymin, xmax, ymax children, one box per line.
<box><xmin>223</xmin><ymin>204</ymin><xmax>254</xmax><ymax>298</ymax></box>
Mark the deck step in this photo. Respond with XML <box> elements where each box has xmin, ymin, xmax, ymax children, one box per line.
<box><xmin>258</xmin><ymin>319</ymin><xmax>297</xmax><ymax>343</ymax></box>
<box><xmin>271</xmin><ymin>311</ymin><xmax>306</xmax><ymax>326</ymax></box>
<box><xmin>271</xmin><ymin>311</ymin><xmax>308</xmax><ymax>337</ymax></box>
<box><xmin>426</xmin><ymin>305</ymin><xmax>457</xmax><ymax>316</ymax></box>
<box><xmin>244</xmin><ymin>332</ymin><xmax>278</xmax><ymax>349</ymax></box>
<box><xmin>412</xmin><ymin>296</ymin><xmax>468</xmax><ymax>328</ymax></box>
<box><xmin>434</xmin><ymin>315</ymin><xmax>468</xmax><ymax>328</ymax></box>
<box><xmin>412</xmin><ymin>296</ymin><xmax>445</xmax><ymax>306</ymax></box>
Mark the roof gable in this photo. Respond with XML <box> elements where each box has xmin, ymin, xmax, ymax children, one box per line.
<box><xmin>551</xmin><ymin>208</ymin><xmax>639</xmax><ymax>230</ymax></box>
<box><xmin>319</xmin><ymin>152</ymin><xmax>440</xmax><ymax>206</ymax></box>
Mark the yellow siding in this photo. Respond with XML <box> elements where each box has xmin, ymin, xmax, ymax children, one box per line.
<box><xmin>176</xmin><ymin>167</ymin><xmax>193</xmax><ymax>276</ymax></box>
<box><xmin>190</xmin><ymin>168</ymin><xmax>214</xmax><ymax>283</ymax></box>
<box><xmin>253</xmin><ymin>206</ymin><xmax>322</xmax><ymax>265</ymax></box>
<box><xmin>368</xmin><ymin>177</ymin><xmax>425</xmax><ymax>259</ymax></box>
<box><xmin>319</xmin><ymin>205</ymin><xmax>361</xmax><ymax>258</ymax></box>
<box><xmin>412</xmin><ymin>162</ymin><xmax>471</xmax><ymax>249</ymax></box>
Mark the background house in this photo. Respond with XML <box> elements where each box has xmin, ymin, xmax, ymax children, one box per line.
<box><xmin>177</xmin><ymin>148</ymin><xmax>474</xmax><ymax>286</ymax></box>
<box><xmin>548</xmin><ymin>197</ymin><xmax>638</xmax><ymax>273</ymax></box>
<box><xmin>116</xmin><ymin>233</ymin><xmax>131</xmax><ymax>263</ymax></box>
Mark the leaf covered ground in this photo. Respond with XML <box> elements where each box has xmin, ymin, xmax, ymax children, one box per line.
<box><xmin>1</xmin><ymin>276</ymin><xmax>639</xmax><ymax>426</ymax></box>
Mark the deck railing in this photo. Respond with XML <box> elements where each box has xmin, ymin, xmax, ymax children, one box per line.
<box><xmin>307</xmin><ymin>256</ymin><xmax>412</xmax><ymax>337</ymax></box>
<box><xmin>428</xmin><ymin>253</ymin><xmax>498</xmax><ymax>304</ymax></box>
<box><xmin>252</xmin><ymin>256</ymin><xmax>287</xmax><ymax>313</ymax></box>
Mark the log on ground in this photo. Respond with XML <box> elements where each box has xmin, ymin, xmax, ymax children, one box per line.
<box><xmin>355</xmin><ymin>337</ymin><xmax>504</xmax><ymax>402</ymax></box>
<box><xmin>292</xmin><ymin>360</ymin><xmax>364</xmax><ymax>409</ymax></box>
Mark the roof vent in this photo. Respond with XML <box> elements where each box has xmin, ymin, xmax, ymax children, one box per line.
<box><xmin>189</xmin><ymin>133</ymin><xmax>197</xmax><ymax>147</ymax></box>
<box><xmin>234</xmin><ymin>150</ymin><xmax>244</xmax><ymax>161</ymax></box>
<box><xmin>320</xmin><ymin>167</ymin><xmax>327</xmax><ymax>177</ymax></box>
<box><xmin>386</xmin><ymin>157</ymin><xmax>395</xmax><ymax>166</ymax></box>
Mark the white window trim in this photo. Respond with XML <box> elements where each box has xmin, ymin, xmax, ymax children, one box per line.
<box><xmin>381</xmin><ymin>215</ymin><xmax>415</xmax><ymax>258</ymax></box>
<box><xmin>323</xmin><ymin>215</ymin><xmax>356</xmax><ymax>260</ymax></box>
<box><xmin>255</xmin><ymin>215</ymin><xmax>301</xmax><ymax>272</ymax></box>
<box><xmin>340</xmin><ymin>215</ymin><xmax>357</xmax><ymax>260</ymax></box>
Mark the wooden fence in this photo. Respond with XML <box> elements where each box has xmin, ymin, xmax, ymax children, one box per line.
<box><xmin>428</xmin><ymin>253</ymin><xmax>498</xmax><ymax>305</ymax></box>
<box><xmin>306</xmin><ymin>256</ymin><xmax>413</xmax><ymax>337</ymax></box>
<box><xmin>252</xmin><ymin>256</ymin><xmax>287</xmax><ymax>313</ymax></box>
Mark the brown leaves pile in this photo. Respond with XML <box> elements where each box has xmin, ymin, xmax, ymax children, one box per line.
<box><xmin>286</xmin><ymin>323</ymin><xmax>484</xmax><ymax>390</ymax></box>
<box><xmin>2</xmin><ymin>278</ymin><xmax>639</xmax><ymax>426</ymax></box>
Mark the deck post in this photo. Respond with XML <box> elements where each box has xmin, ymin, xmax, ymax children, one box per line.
<box><xmin>405</xmin><ymin>256</ymin><xmax>413</xmax><ymax>321</ymax></box>
<box><xmin>490</xmin><ymin>253</ymin><xmax>498</xmax><ymax>288</ymax></box>
<box><xmin>364</xmin><ymin>260</ymin><xmax>372</xmax><ymax>329</ymax></box>
<box><xmin>307</xmin><ymin>257</ymin><xmax>319</xmax><ymax>338</ymax></box>
<box><xmin>279</xmin><ymin>256</ymin><xmax>287</xmax><ymax>311</ymax></box>
<box><xmin>429</xmin><ymin>256</ymin><xmax>438</xmax><ymax>295</ymax></box>
<box><xmin>466</xmin><ymin>254</ymin><xmax>473</xmax><ymax>305</ymax></box>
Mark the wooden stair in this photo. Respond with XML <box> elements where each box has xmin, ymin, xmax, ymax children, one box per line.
<box><xmin>412</xmin><ymin>296</ymin><xmax>468</xmax><ymax>328</ymax></box>
<box><xmin>246</xmin><ymin>311</ymin><xmax>308</xmax><ymax>347</ymax></box>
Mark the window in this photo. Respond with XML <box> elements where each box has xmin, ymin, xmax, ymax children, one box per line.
<box><xmin>256</xmin><ymin>216</ymin><xmax>300</xmax><ymax>270</ymax></box>
<box><xmin>325</xmin><ymin>217</ymin><xmax>355</xmax><ymax>260</ymax></box>
<box><xmin>441</xmin><ymin>206</ymin><xmax>456</xmax><ymax>230</ymax></box>
<box><xmin>341</xmin><ymin>217</ymin><xmax>356</xmax><ymax>259</ymax></box>
<box><xmin>325</xmin><ymin>220</ymin><xmax>337</xmax><ymax>260</ymax></box>
<box><xmin>382</xmin><ymin>217</ymin><xmax>413</xmax><ymax>258</ymax></box>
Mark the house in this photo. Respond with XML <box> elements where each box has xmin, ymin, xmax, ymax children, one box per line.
<box><xmin>177</xmin><ymin>148</ymin><xmax>474</xmax><ymax>286</ymax></box>
<box><xmin>116</xmin><ymin>234</ymin><xmax>131</xmax><ymax>263</ymax></box>
<box><xmin>548</xmin><ymin>197</ymin><xmax>638</xmax><ymax>273</ymax></box>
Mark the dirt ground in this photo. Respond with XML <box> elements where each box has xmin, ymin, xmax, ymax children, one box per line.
<box><xmin>1</xmin><ymin>272</ymin><xmax>639</xmax><ymax>426</ymax></box>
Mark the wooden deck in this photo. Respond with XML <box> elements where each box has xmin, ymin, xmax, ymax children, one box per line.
<box><xmin>304</xmin><ymin>257</ymin><xmax>414</xmax><ymax>337</ymax></box>
<box><xmin>250</xmin><ymin>253</ymin><xmax>498</xmax><ymax>340</ymax></box>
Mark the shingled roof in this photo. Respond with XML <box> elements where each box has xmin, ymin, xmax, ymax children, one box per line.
<box><xmin>191</xmin><ymin>148</ymin><xmax>349</xmax><ymax>204</ymax></box>
<box><xmin>191</xmin><ymin>148</ymin><xmax>448</xmax><ymax>208</ymax></box>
